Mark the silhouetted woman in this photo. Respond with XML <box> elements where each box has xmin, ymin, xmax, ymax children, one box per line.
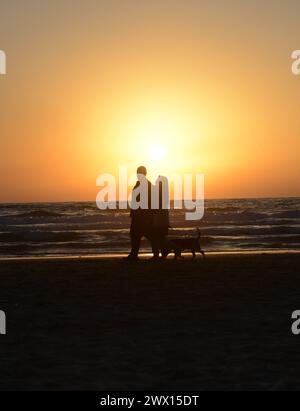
<box><xmin>152</xmin><ymin>175</ymin><xmax>170</xmax><ymax>259</ymax></box>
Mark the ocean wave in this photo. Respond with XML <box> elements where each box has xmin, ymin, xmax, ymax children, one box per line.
<box><xmin>0</xmin><ymin>231</ymin><xmax>81</xmax><ymax>242</ymax></box>
<box><xmin>0</xmin><ymin>198</ymin><xmax>299</xmax><ymax>256</ymax></box>
<box><xmin>16</xmin><ymin>210</ymin><xmax>64</xmax><ymax>218</ymax></box>
<box><xmin>273</xmin><ymin>210</ymin><xmax>300</xmax><ymax>219</ymax></box>
<box><xmin>206</xmin><ymin>206</ymin><xmax>242</xmax><ymax>212</ymax></box>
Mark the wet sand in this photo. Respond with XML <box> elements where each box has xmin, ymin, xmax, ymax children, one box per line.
<box><xmin>0</xmin><ymin>253</ymin><xmax>300</xmax><ymax>390</ymax></box>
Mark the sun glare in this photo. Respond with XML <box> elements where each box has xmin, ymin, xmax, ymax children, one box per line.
<box><xmin>119</xmin><ymin>105</ymin><xmax>192</xmax><ymax>173</ymax></box>
<box><xmin>149</xmin><ymin>144</ymin><xmax>166</xmax><ymax>162</ymax></box>
<box><xmin>88</xmin><ymin>96</ymin><xmax>203</xmax><ymax>177</ymax></box>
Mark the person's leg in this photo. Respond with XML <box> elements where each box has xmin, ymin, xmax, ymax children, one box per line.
<box><xmin>145</xmin><ymin>227</ymin><xmax>160</xmax><ymax>259</ymax></box>
<box><xmin>130</xmin><ymin>232</ymin><xmax>141</xmax><ymax>258</ymax></box>
<box><xmin>151</xmin><ymin>234</ymin><xmax>160</xmax><ymax>258</ymax></box>
<box><xmin>160</xmin><ymin>233</ymin><xmax>171</xmax><ymax>258</ymax></box>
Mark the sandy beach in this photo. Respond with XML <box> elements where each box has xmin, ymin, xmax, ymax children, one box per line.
<box><xmin>0</xmin><ymin>252</ymin><xmax>300</xmax><ymax>390</ymax></box>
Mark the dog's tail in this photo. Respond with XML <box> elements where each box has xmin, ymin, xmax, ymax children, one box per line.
<box><xmin>196</xmin><ymin>227</ymin><xmax>201</xmax><ymax>239</ymax></box>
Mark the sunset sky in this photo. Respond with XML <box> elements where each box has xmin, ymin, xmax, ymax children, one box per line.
<box><xmin>0</xmin><ymin>0</ymin><xmax>300</xmax><ymax>202</ymax></box>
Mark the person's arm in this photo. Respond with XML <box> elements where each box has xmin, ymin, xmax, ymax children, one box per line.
<box><xmin>130</xmin><ymin>182</ymin><xmax>140</xmax><ymax>217</ymax></box>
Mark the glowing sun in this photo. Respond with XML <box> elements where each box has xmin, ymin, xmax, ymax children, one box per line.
<box><xmin>149</xmin><ymin>144</ymin><xmax>166</xmax><ymax>161</ymax></box>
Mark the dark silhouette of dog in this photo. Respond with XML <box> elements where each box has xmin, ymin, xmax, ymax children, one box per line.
<box><xmin>165</xmin><ymin>228</ymin><xmax>205</xmax><ymax>259</ymax></box>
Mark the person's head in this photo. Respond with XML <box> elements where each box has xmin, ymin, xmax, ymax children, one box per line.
<box><xmin>137</xmin><ymin>166</ymin><xmax>147</xmax><ymax>180</ymax></box>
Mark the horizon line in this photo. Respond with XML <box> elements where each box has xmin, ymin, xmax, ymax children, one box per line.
<box><xmin>0</xmin><ymin>195</ymin><xmax>299</xmax><ymax>206</ymax></box>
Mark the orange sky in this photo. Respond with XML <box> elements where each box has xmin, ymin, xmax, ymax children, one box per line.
<box><xmin>0</xmin><ymin>0</ymin><xmax>300</xmax><ymax>202</ymax></box>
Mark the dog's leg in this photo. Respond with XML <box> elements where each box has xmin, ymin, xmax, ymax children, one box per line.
<box><xmin>177</xmin><ymin>250</ymin><xmax>184</xmax><ymax>259</ymax></box>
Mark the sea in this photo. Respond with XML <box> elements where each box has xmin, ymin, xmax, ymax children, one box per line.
<box><xmin>0</xmin><ymin>198</ymin><xmax>299</xmax><ymax>257</ymax></box>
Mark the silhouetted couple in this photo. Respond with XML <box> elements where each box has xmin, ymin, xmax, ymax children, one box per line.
<box><xmin>124</xmin><ymin>166</ymin><xmax>169</xmax><ymax>261</ymax></box>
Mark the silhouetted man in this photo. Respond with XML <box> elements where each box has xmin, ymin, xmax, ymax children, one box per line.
<box><xmin>124</xmin><ymin>166</ymin><xmax>154</xmax><ymax>261</ymax></box>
